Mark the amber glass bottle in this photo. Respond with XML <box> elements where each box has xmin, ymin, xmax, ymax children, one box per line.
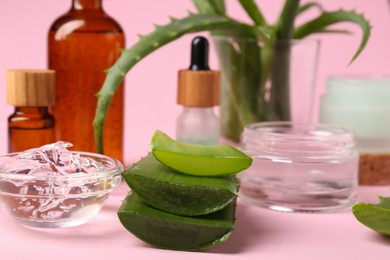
<box><xmin>7</xmin><ymin>70</ymin><xmax>56</xmax><ymax>153</ymax></box>
<box><xmin>48</xmin><ymin>0</ymin><xmax>124</xmax><ymax>161</ymax></box>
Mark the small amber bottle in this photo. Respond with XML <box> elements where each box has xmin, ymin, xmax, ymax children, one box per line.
<box><xmin>7</xmin><ymin>70</ymin><xmax>56</xmax><ymax>153</ymax></box>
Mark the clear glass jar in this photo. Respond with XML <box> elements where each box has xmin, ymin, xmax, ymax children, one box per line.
<box><xmin>320</xmin><ymin>75</ymin><xmax>390</xmax><ymax>185</ymax></box>
<box><xmin>239</xmin><ymin>122</ymin><xmax>359</xmax><ymax>213</ymax></box>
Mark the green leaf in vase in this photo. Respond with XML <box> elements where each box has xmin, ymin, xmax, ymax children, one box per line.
<box><xmin>293</xmin><ymin>9</ymin><xmax>371</xmax><ymax>63</ymax></box>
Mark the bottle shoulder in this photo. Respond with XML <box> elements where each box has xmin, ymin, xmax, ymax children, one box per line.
<box><xmin>49</xmin><ymin>11</ymin><xmax>123</xmax><ymax>33</ymax></box>
<box><xmin>8</xmin><ymin>111</ymin><xmax>55</xmax><ymax>129</ymax></box>
<box><xmin>9</xmin><ymin>113</ymin><xmax>55</xmax><ymax>121</ymax></box>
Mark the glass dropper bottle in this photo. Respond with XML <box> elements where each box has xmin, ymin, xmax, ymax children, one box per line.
<box><xmin>176</xmin><ymin>36</ymin><xmax>221</xmax><ymax>145</ymax></box>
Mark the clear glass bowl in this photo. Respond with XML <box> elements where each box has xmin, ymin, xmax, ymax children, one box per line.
<box><xmin>0</xmin><ymin>152</ymin><xmax>123</xmax><ymax>228</ymax></box>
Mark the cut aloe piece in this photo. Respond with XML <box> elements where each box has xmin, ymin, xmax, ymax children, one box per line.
<box><xmin>122</xmin><ymin>153</ymin><xmax>238</xmax><ymax>216</ymax></box>
<box><xmin>151</xmin><ymin>130</ymin><xmax>252</xmax><ymax>176</ymax></box>
<box><xmin>353</xmin><ymin>196</ymin><xmax>390</xmax><ymax>235</ymax></box>
<box><xmin>118</xmin><ymin>192</ymin><xmax>236</xmax><ymax>251</ymax></box>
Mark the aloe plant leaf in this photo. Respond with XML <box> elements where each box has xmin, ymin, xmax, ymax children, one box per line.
<box><xmin>118</xmin><ymin>192</ymin><xmax>237</xmax><ymax>251</ymax></box>
<box><xmin>194</xmin><ymin>0</ymin><xmax>265</xmax><ymax>141</ymax></box>
<box><xmin>151</xmin><ymin>130</ymin><xmax>252</xmax><ymax>176</ymax></box>
<box><xmin>257</xmin><ymin>25</ymin><xmax>274</xmax><ymax>40</ymax></box>
<box><xmin>293</xmin><ymin>10</ymin><xmax>371</xmax><ymax>63</ymax></box>
<box><xmin>238</xmin><ymin>0</ymin><xmax>268</xmax><ymax>26</ymax></box>
<box><xmin>209</xmin><ymin>0</ymin><xmax>226</xmax><ymax>15</ymax></box>
<box><xmin>276</xmin><ymin>0</ymin><xmax>301</xmax><ymax>39</ymax></box>
<box><xmin>268</xmin><ymin>0</ymin><xmax>300</xmax><ymax>121</ymax></box>
<box><xmin>192</xmin><ymin>0</ymin><xmax>224</xmax><ymax>14</ymax></box>
<box><xmin>212</xmin><ymin>33</ymin><xmax>263</xmax><ymax>141</ymax></box>
<box><xmin>93</xmin><ymin>14</ymin><xmax>256</xmax><ymax>154</ymax></box>
<box><xmin>352</xmin><ymin>196</ymin><xmax>390</xmax><ymax>236</ymax></box>
<box><xmin>377</xmin><ymin>196</ymin><xmax>390</xmax><ymax>209</ymax></box>
<box><xmin>313</xmin><ymin>28</ymin><xmax>352</xmax><ymax>35</ymax></box>
<box><xmin>296</xmin><ymin>2</ymin><xmax>323</xmax><ymax>16</ymax></box>
<box><xmin>196</xmin><ymin>0</ymin><xmax>266</xmax><ymax>142</ymax></box>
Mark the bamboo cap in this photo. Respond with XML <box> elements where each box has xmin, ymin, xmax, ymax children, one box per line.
<box><xmin>177</xmin><ymin>36</ymin><xmax>220</xmax><ymax>107</ymax></box>
<box><xmin>177</xmin><ymin>70</ymin><xmax>220</xmax><ymax>107</ymax></box>
<box><xmin>7</xmin><ymin>69</ymin><xmax>56</xmax><ymax>107</ymax></box>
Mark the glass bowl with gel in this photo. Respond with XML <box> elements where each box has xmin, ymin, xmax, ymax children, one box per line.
<box><xmin>0</xmin><ymin>142</ymin><xmax>123</xmax><ymax>228</ymax></box>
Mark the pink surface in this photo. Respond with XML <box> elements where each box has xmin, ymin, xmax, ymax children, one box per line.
<box><xmin>0</xmin><ymin>184</ymin><xmax>389</xmax><ymax>259</ymax></box>
<box><xmin>0</xmin><ymin>1</ymin><xmax>390</xmax><ymax>165</ymax></box>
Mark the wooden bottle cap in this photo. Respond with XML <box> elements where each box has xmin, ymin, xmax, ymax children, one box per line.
<box><xmin>7</xmin><ymin>69</ymin><xmax>56</xmax><ymax>107</ymax></box>
<box><xmin>177</xmin><ymin>70</ymin><xmax>220</xmax><ymax>107</ymax></box>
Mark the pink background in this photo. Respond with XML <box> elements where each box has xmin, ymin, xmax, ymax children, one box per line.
<box><xmin>1</xmin><ymin>0</ymin><xmax>390</xmax><ymax>165</ymax></box>
<box><xmin>1</xmin><ymin>2</ymin><xmax>390</xmax><ymax>258</ymax></box>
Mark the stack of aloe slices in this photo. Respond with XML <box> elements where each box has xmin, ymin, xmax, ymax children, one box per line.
<box><xmin>118</xmin><ymin>130</ymin><xmax>253</xmax><ymax>251</ymax></box>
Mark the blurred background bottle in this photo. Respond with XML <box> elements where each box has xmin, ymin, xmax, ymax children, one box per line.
<box><xmin>7</xmin><ymin>70</ymin><xmax>56</xmax><ymax>153</ymax></box>
<box><xmin>48</xmin><ymin>0</ymin><xmax>124</xmax><ymax>161</ymax></box>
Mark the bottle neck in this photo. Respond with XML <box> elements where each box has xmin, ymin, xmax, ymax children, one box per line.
<box><xmin>181</xmin><ymin>107</ymin><xmax>218</xmax><ymax>118</ymax></box>
<box><xmin>14</xmin><ymin>107</ymin><xmax>50</xmax><ymax>115</ymax></box>
<box><xmin>182</xmin><ymin>106</ymin><xmax>215</xmax><ymax>114</ymax></box>
<box><xmin>72</xmin><ymin>0</ymin><xmax>103</xmax><ymax>11</ymax></box>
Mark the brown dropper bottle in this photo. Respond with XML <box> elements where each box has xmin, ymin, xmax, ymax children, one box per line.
<box><xmin>48</xmin><ymin>0</ymin><xmax>124</xmax><ymax>161</ymax></box>
<box><xmin>7</xmin><ymin>70</ymin><xmax>56</xmax><ymax>153</ymax></box>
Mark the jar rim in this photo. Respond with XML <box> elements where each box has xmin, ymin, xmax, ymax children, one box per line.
<box><xmin>243</xmin><ymin>122</ymin><xmax>356</xmax><ymax>159</ymax></box>
<box><xmin>245</xmin><ymin>122</ymin><xmax>354</xmax><ymax>139</ymax></box>
<box><xmin>327</xmin><ymin>74</ymin><xmax>390</xmax><ymax>91</ymax></box>
<box><xmin>328</xmin><ymin>74</ymin><xmax>390</xmax><ymax>82</ymax></box>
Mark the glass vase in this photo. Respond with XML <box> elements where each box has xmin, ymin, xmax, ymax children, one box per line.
<box><xmin>212</xmin><ymin>36</ymin><xmax>320</xmax><ymax>143</ymax></box>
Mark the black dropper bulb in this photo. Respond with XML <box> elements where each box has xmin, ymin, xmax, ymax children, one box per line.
<box><xmin>188</xmin><ymin>36</ymin><xmax>210</xmax><ymax>71</ymax></box>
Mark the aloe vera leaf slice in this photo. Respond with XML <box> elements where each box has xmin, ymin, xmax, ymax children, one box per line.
<box><xmin>117</xmin><ymin>192</ymin><xmax>236</xmax><ymax>251</ymax></box>
<box><xmin>352</xmin><ymin>196</ymin><xmax>390</xmax><ymax>235</ymax></box>
<box><xmin>126</xmin><ymin>154</ymin><xmax>238</xmax><ymax>215</ymax></box>
<box><xmin>151</xmin><ymin>130</ymin><xmax>253</xmax><ymax>176</ymax></box>
<box><xmin>122</xmin><ymin>153</ymin><xmax>238</xmax><ymax>216</ymax></box>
